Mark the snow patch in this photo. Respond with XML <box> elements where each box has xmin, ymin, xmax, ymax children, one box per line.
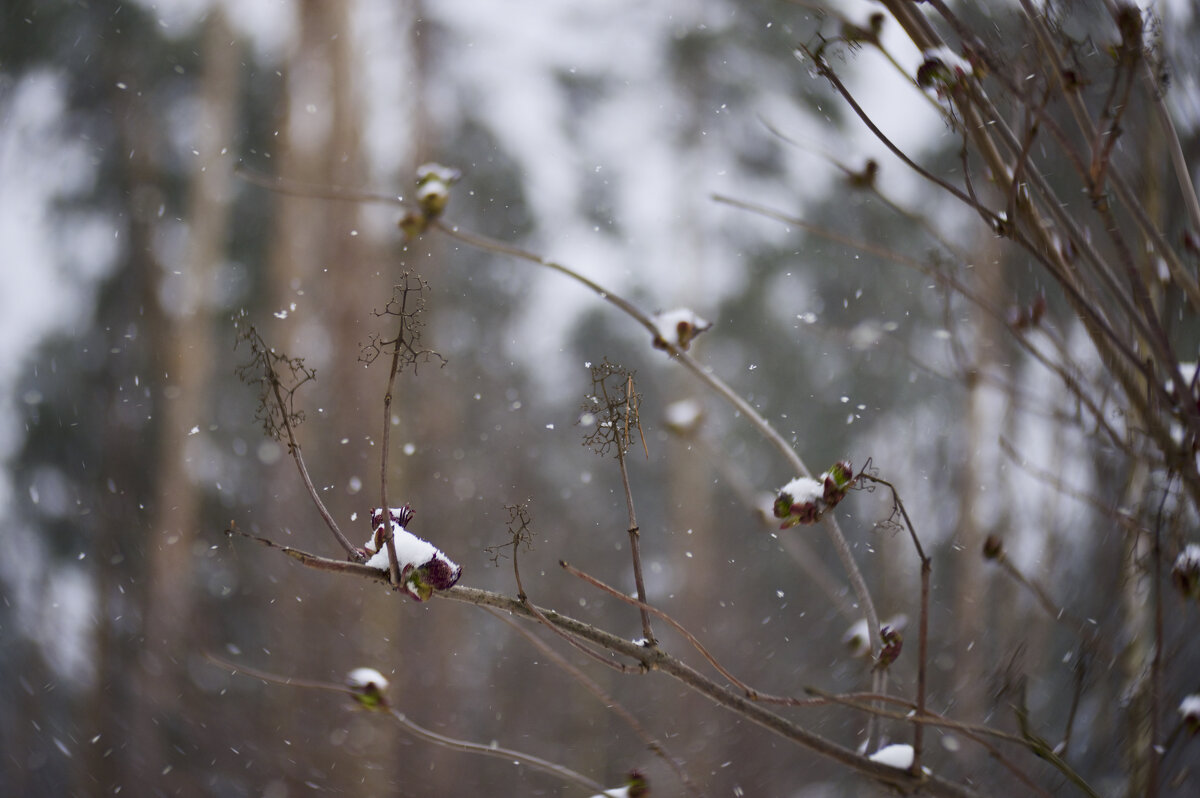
<box><xmin>869</xmin><ymin>743</ymin><xmax>914</xmax><ymax>770</ymax></box>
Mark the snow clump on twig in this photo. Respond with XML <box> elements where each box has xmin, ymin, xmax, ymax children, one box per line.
<box><xmin>651</xmin><ymin>308</ymin><xmax>711</xmax><ymax>351</ymax></box>
<box><xmin>364</xmin><ymin>505</ymin><xmax>462</xmax><ymax>601</ymax></box>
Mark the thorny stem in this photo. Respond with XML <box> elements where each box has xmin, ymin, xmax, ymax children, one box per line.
<box><xmin>487</xmin><ymin>609</ymin><xmax>704</xmax><ymax>797</ymax></box>
<box><xmin>230</xmin><ymin>532</ymin><xmax>979</xmax><ymax>797</ymax></box>
<box><xmin>433</xmin><ymin>219</ymin><xmax>882</xmax><ymax>658</ymax></box>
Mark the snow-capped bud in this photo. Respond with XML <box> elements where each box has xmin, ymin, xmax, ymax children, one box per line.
<box><xmin>869</xmin><ymin>743</ymin><xmax>914</xmax><ymax>770</ymax></box>
<box><xmin>774</xmin><ymin>462</ymin><xmax>854</xmax><ymax>528</ymax></box>
<box><xmin>1172</xmin><ymin>544</ymin><xmax>1200</xmax><ymax>603</ymax></box>
<box><xmin>416</xmin><ymin>162</ymin><xmax>462</xmax><ymax>184</ymax></box>
<box><xmin>345</xmin><ymin>667</ymin><xmax>389</xmax><ymax>710</ymax></box>
<box><xmin>1114</xmin><ymin>3</ymin><xmax>1143</xmax><ymax>47</ymax></box>
<box><xmin>1030</xmin><ymin>295</ymin><xmax>1047</xmax><ymax>325</ymax></box>
<box><xmin>398</xmin><ymin>208</ymin><xmax>428</xmax><ymax>241</ymax></box>
<box><xmin>1180</xmin><ymin>694</ymin><xmax>1200</xmax><ymax>736</ymax></box>
<box><xmin>1183</xmin><ymin>229</ymin><xmax>1200</xmax><ymax>257</ymax></box>
<box><xmin>916</xmin><ymin>47</ymin><xmax>973</xmax><ymax>97</ymax></box>
<box><xmin>840</xmin><ymin>12</ymin><xmax>884</xmax><ymax>47</ymax></box>
<box><xmin>650</xmin><ymin>308</ymin><xmax>711</xmax><ymax>352</ymax></box>
<box><xmin>416</xmin><ymin>180</ymin><xmax>450</xmax><ymax>217</ymax></box>
<box><xmin>847</xmin><ymin>159</ymin><xmax>878</xmax><ymax>189</ymax></box>
<box><xmin>364</xmin><ymin>505</ymin><xmax>462</xmax><ymax>600</ymax></box>
<box><xmin>663</xmin><ymin>398</ymin><xmax>704</xmax><ymax>437</ymax></box>
<box><xmin>774</xmin><ymin>476</ymin><xmax>823</xmax><ymax>529</ymax></box>
<box><xmin>844</xmin><ymin>614</ymin><xmax>908</xmax><ymax>659</ymax></box>
<box><xmin>593</xmin><ymin>770</ymin><xmax>649</xmax><ymax>798</ymax></box>
<box><xmin>822</xmin><ymin>461</ymin><xmax>855</xmax><ymax>508</ymax></box>
<box><xmin>843</xmin><ymin>618</ymin><xmax>870</xmax><ymax>658</ymax></box>
<box><xmin>876</xmin><ymin>625</ymin><xmax>903</xmax><ymax>671</ymax></box>
<box><xmin>414</xmin><ymin>162</ymin><xmax>460</xmax><ymax>218</ymax></box>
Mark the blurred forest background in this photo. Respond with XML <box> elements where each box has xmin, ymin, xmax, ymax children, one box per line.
<box><xmin>3</xmin><ymin>0</ymin><xmax>1200</xmax><ymax>795</ymax></box>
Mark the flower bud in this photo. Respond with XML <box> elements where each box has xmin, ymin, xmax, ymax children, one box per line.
<box><xmin>1172</xmin><ymin>544</ymin><xmax>1200</xmax><ymax>603</ymax></box>
<box><xmin>345</xmin><ymin>667</ymin><xmax>389</xmax><ymax>710</ymax></box>
<box><xmin>1180</xmin><ymin>694</ymin><xmax>1200</xmax><ymax>736</ymax></box>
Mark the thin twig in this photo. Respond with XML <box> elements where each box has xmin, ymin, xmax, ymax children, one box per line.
<box><xmin>1148</xmin><ymin>473</ymin><xmax>1174</xmax><ymax>798</ymax></box>
<box><xmin>236</xmin><ymin>164</ymin><xmax>406</xmax><ymax>206</ymax></box>
<box><xmin>601</xmin><ymin>371</ymin><xmax>655</xmax><ymax>645</ymax></box>
<box><xmin>386</xmin><ymin>708</ymin><xmax>604</xmax><ymax>795</ymax></box>
<box><xmin>805</xmin><ymin>688</ymin><xmax>1059</xmax><ymax>798</ymax></box>
<box><xmin>857</xmin><ymin>473</ymin><xmax>930</xmax><ymax>775</ymax></box>
<box><xmin>225</xmin><ymin>524</ymin><xmax>382</xmax><ymax>578</ymax></box>
<box><xmin>227</xmin><ymin>530</ymin><xmax>978</xmax><ymax>797</ymax></box>
<box><xmin>709</xmin><ymin>193</ymin><xmax>1129</xmax><ymax>454</ymax></box>
<box><xmin>207</xmin><ymin>651</ymin><xmax>604</xmax><ymax>794</ymax></box>
<box><xmin>515</xmin><ymin>542</ymin><xmax>635</xmax><ymax>674</ymax></box>
<box><xmin>561</xmin><ymin>560</ymin><xmax>759</xmax><ymax>696</ymax></box>
<box><xmin>236</xmin><ymin>325</ymin><xmax>362</xmax><ymax>560</ymax></box>
<box><xmin>433</xmin><ymin>219</ymin><xmax>882</xmax><ymax>659</ymax></box>
<box><xmin>486</xmin><ymin>608</ymin><xmax>705</xmax><ymax>797</ymax></box>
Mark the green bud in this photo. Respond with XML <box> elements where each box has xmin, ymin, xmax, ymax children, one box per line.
<box><xmin>345</xmin><ymin>667</ymin><xmax>390</xmax><ymax>711</ymax></box>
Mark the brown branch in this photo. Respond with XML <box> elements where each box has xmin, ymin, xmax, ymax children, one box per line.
<box><xmin>225</xmin><ymin>524</ymin><xmax>383</xmax><ymax>578</ymax></box>
<box><xmin>805</xmin><ymin>688</ymin><xmax>1058</xmax><ymax>798</ymax></box>
<box><xmin>208</xmin><ymin>650</ymin><xmax>604</xmax><ymax>794</ymax></box>
<box><xmin>433</xmin><ymin>218</ymin><xmax>882</xmax><ymax>660</ymax></box>
<box><xmin>227</xmin><ymin>529</ymin><xmax>978</xmax><ymax>796</ymax></box>
<box><xmin>444</xmin><ymin>586</ymin><xmax>978</xmax><ymax>797</ymax></box>
<box><xmin>856</xmin><ymin>473</ymin><xmax>930</xmax><ymax>775</ymax></box>
<box><xmin>486</xmin><ymin>608</ymin><xmax>704</xmax><ymax>796</ymax></box>
<box><xmin>385</xmin><ymin>707</ymin><xmax>604</xmax><ymax>795</ymax></box>
<box><xmin>560</xmin><ymin>560</ymin><xmax>764</xmax><ymax>698</ymax></box>
<box><xmin>236</xmin><ymin>163</ymin><xmax>406</xmax><ymax>206</ymax></box>
<box><xmin>599</xmin><ymin>369</ymin><xmax>654</xmax><ymax>645</ymax></box>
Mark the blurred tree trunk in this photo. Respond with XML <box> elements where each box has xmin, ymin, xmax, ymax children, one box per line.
<box><xmin>1120</xmin><ymin>98</ymin><xmax>1170</xmax><ymax>798</ymax></box>
<box><xmin>129</xmin><ymin>8</ymin><xmax>238</xmax><ymax>787</ymax></box>
<box><xmin>259</xmin><ymin>0</ymin><xmax>435</xmax><ymax>791</ymax></box>
<box><xmin>953</xmin><ymin>235</ymin><xmax>1007</xmax><ymax>767</ymax></box>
